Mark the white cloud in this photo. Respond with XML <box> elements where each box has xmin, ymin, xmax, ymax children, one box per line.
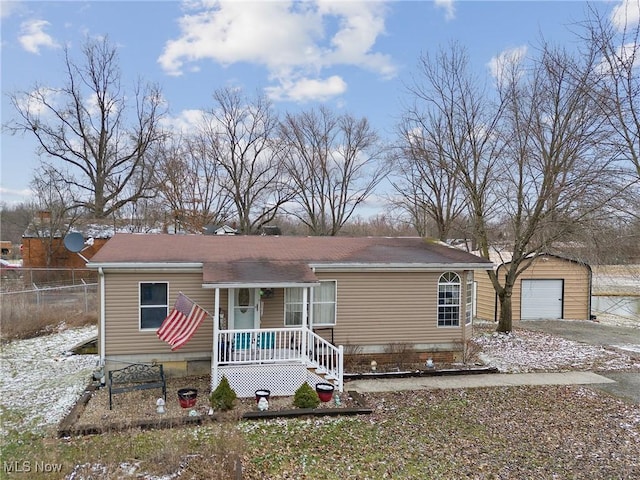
<box><xmin>265</xmin><ymin>75</ymin><xmax>347</xmax><ymax>102</ymax></box>
<box><xmin>0</xmin><ymin>1</ymin><xmax>23</xmax><ymax>19</ymax></box>
<box><xmin>158</xmin><ymin>0</ymin><xmax>395</xmax><ymax>102</ymax></box>
<box><xmin>596</xmin><ymin>41</ymin><xmax>640</xmax><ymax>74</ymax></box>
<box><xmin>434</xmin><ymin>0</ymin><xmax>455</xmax><ymax>21</ymax></box>
<box><xmin>487</xmin><ymin>45</ymin><xmax>528</xmax><ymax>80</ymax></box>
<box><xmin>18</xmin><ymin>19</ymin><xmax>60</xmax><ymax>54</ymax></box>
<box><xmin>16</xmin><ymin>87</ymin><xmax>62</xmax><ymax>117</ymax></box>
<box><xmin>160</xmin><ymin>109</ymin><xmax>207</xmax><ymax>133</ymax></box>
<box><xmin>0</xmin><ymin>186</ymin><xmax>34</xmax><ymax>203</ymax></box>
<box><xmin>611</xmin><ymin>0</ymin><xmax>640</xmax><ymax>31</ymax></box>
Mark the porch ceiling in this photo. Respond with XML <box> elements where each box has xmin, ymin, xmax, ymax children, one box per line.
<box><xmin>202</xmin><ymin>260</ymin><xmax>319</xmax><ymax>286</ymax></box>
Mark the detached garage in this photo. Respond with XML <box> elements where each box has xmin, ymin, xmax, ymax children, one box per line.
<box><xmin>475</xmin><ymin>253</ymin><xmax>592</xmax><ymax>322</ymax></box>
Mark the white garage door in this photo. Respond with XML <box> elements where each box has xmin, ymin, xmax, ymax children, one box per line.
<box><xmin>521</xmin><ymin>279</ymin><xmax>563</xmax><ymax>320</ymax></box>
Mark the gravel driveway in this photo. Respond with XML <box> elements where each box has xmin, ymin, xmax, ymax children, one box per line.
<box><xmin>518</xmin><ymin>319</ymin><xmax>640</xmax><ymax>403</ymax></box>
<box><xmin>518</xmin><ymin>319</ymin><xmax>640</xmax><ymax>347</ymax></box>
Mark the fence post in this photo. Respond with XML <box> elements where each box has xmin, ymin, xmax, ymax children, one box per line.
<box><xmin>82</xmin><ymin>279</ymin><xmax>89</xmax><ymax>312</ymax></box>
<box><xmin>32</xmin><ymin>283</ymin><xmax>40</xmax><ymax>306</ymax></box>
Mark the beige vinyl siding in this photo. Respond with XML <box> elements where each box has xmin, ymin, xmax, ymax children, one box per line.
<box><xmin>475</xmin><ymin>270</ymin><xmax>497</xmax><ymax>321</ymax></box>
<box><xmin>475</xmin><ymin>256</ymin><xmax>591</xmax><ymax>322</ymax></box>
<box><xmin>104</xmin><ymin>271</ymin><xmax>226</xmax><ymax>356</ymax></box>
<box><xmin>512</xmin><ymin>257</ymin><xmax>590</xmax><ymax>321</ymax></box>
<box><xmin>259</xmin><ymin>288</ymin><xmax>285</xmax><ymax>328</ymax></box>
<box><xmin>315</xmin><ymin>271</ymin><xmax>468</xmax><ymax>347</ymax></box>
<box><xmin>102</xmin><ymin>268</ymin><xmax>478</xmax><ymax>356</ymax></box>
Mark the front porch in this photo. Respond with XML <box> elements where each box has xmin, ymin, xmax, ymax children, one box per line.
<box><xmin>209</xmin><ymin>284</ymin><xmax>344</xmax><ymax>398</ymax></box>
<box><xmin>212</xmin><ymin>327</ymin><xmax>344</xmax><ymax>397</ymax></box>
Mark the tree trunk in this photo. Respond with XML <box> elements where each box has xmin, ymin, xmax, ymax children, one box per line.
<box><xmin>497</xmin><ymin>290</ymin><xmax>513</xmax><ymax>333</ymax></box>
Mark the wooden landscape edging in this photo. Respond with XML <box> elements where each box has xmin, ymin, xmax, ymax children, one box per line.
<box><xmin>58</xmin><ymin>388</ymin><xmax>371</xmax><ymax>437</ymax></box>
<box><xmin>344</xmin><ymin>366</ymin><xmax>499</xmax><ymax>381</ymax></box>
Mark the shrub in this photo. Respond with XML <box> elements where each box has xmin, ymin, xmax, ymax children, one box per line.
<box><xmin>209</xmin><ymin>376</ymin><xmax>237</xmax><ymax>411</ymax></box>
<box><xmin>293</xmin><ymin>382</ymin><xmax>320</xmax><ymax>409</ymax></box>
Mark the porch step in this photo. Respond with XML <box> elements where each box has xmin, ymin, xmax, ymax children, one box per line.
<box><xmin>307</xmin><ymin>367</ymin><xmax>339</xmax><ymax>387</ymax></box>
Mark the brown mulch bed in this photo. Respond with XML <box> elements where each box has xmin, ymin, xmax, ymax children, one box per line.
<box><xmin>62</xmin><ymin>375</ymin><xmax>363</xmax><ymax>436</ymax></box>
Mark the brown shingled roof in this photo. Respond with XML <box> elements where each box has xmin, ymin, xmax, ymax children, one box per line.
<box><xmin>88</xmin><ymin>234</ymin><xmax>491</xmax><ymax>284</ymax></box>
<box><xmin>90</xmin><ymin>234</ymin><xmax>488</xmax><ymax>263</ymax></box>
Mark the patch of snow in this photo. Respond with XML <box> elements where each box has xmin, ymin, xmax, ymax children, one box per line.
<box><xmin>474</xmin><ymin>329</ymin><xmax>640</xmax><ymax>373</ymax></box>
<box><xmin>0</xmin><ymin>326</ymin><xmax>98</xmax><ymax>436</ymax></box>
<box><xmin>595</xmin><ymin>313</ymin><xmax>640</xmax><ymax>329</ymax></box>
<box><xmin>613</xmin><ymin>345</ymin><xmax>640</xmax><ymax>354</ymax></box>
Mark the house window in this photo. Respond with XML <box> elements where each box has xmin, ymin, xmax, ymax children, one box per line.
<box><xmin>312</xmin><ymin>280</ymin><xmax>336</xmax><ymax>326</ymax></box>
<box><xmin>466</xmin><ymin>272</ymin><xmax>473</xmax><ymax>325</ymax></box>
<box><xmin>438</xmin><ymin>272</ymin><xmax>460</xmax><ymax>327</ymax></box>
<box><xmin>284</xmin><ymin>281</ymin><xmax>337</xmax><ymax>326</ymax></box>
<box><xmin>140</xmin><ymin>282</ymin><xmax>168</xmax><ymax>330</ymax></box>
<box><xmin>285</xmin><ymin>288</ymin><xmax>304</xmax><ymax>326</ymax></box>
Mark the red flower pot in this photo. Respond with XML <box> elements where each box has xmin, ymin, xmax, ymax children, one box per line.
<box><xmin>177</xmin><ymin>388</ymin><xmax>198</xmax><ymax>408</ymax></box>
<box><xmin>255</xmin><ymin>389</ymin><xmax>270</xmax><ymax>404</ymax></box>
<box><xmin>315</xmin><ymin>383</ymin><xmax>334</xmax><ymax>402</ymax></box>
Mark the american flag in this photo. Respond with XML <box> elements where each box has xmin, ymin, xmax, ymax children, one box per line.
<box><xmin>157</xmin><ymin>292</ymin><xmax>209</xmax><ymax>351</ymax></box>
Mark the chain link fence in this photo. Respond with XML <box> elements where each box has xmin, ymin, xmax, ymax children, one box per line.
<box><xmin>1</xmin><ymin>269</ymin><xmax>99</xmax><ymax>340</ymax></box>
<box><xmin>1</xmin><ymin>282</ymin><xmax>98</xmax><ymax>312</ymax></box>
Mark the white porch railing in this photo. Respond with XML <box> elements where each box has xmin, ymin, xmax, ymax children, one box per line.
<box><xmin>213</xmin><ymin>327</ymin><xmax>343</xmax><ymax>395</ymax></box>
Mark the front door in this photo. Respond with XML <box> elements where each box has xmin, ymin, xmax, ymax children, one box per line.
<box><xmin>230</xmin><ymin>288</ymin><xmax>259</xmax><ymax>330</ymax></box>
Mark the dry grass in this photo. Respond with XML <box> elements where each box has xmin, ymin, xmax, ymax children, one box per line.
<box><xmin>239</xmin><ymin>386</ymin><xmax>640</xmax><ymax>479</ymax></box>
<box><xmin>61</xmin><ymin>424</ymin><xmax>245</xmax><ymax>479</ymax></box>
<box><xmin>0</xmin><ymin>295</ymin><xmax>97</xmax><ymax>342</ymax></box>
<box><xmin>3</xmin><ymin>385</ymin><xmax>638</xmax><ymax>479</ymax></box>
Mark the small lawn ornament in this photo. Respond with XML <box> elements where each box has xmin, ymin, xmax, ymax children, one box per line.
<box><xmin>258</xmin><ymin>396</ymin><xmax>269</xmax><ymax>411</ymax></box>
<box><xmin>156</xmin><ymin>398</ymin><xmax>166</xmax><ymax>414</ymax></box>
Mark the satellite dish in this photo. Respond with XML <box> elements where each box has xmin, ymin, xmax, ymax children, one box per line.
<box><xmin>63</xmin><ymin>232</ymin><xmax>85</xmax><ymax>253</ymax></box>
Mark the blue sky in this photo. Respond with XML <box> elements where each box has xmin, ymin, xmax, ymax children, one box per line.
<box><xmin>1</xmin><ymin>0</ymin><xmax>637</xmax><ymax>209</ymax></box>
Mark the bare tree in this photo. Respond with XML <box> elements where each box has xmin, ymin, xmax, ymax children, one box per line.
<box><xmin>156</xmin><ymin>134</ymin><xmax>233</xmax><ymax>233</ymax></box>
<box><xmin>579</xmin><ymin>3</ymin><xmax>640</xmax><ymax>179</ymax></box>
<box><xmin>390</xmin><ymin>113</ymin><xmax>469</xmax><ymax>240</ymax></box>
<box><xmin>490</xmin><ymin>44</ymin><xmax>626</xmax><ymax>331</ymax></box>
<box><xmin>399</xmin><ymin>43</ymin><xmax>505</xmax><ymax>248</ymax></box>
<box><xmin>27</xmin><ymin>165</ymin><xmax>82</xmax><ymax>267</ymax></box>
<box><xmin>202</xmin><ymin>88</ymin><xmax>290</xmax><ymax>234</ymax></box>
<box><xmin>6</xmin><ymin>37</ymin><xmax>166</xmax><ymax>218</ymax></box>
<box><xmin>402</xmin><ymin>42</ymin><xmax>622</xmax><ymax>332</ymax></box>
<box><xmin>279</xmin><ymin>106</ymin><xmax>388</xmax><ymax>236</ymax></box>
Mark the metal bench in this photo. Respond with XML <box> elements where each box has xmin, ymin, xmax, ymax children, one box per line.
<box><xmin>108</xmin><ymin>363</ymin><xmax>166</xmax><ymax>410</ymax></box>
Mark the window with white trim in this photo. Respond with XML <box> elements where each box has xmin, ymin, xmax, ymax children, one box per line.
<box><xmin>466</xmin><ymin>272</ymin><xmax>473</xmax><ymax>325</ymax></box>
<box><xmin>438</xmin><ymin>272</ymin><xmax>460</xmax><ymax>327</ymax></box>
<box><xmin>284</xmin><ymin>287</ymin><xmax>304</xmax><ymax>326</ymax></box>
<box><xmin>140</xmin><ymin>282</ymin><xmax>168</xmax><ymax>330</ymax></box>
<box><xmin>312</xmin><ymin>280</ymin><xmax>336</xmax><ymax>326</ymax></box>
<box><xmin>284</xmin><ymin>281</ymin><xmax>337</xmax><ymax>326</ymax></box>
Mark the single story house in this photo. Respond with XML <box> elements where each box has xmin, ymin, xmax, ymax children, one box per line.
<box><xmin>87</xmin><ymin>234</ymin><xmax>492</xmax><ymax>397</ymax></box>
<box><xmin>475</xmin><ymin>252</ymin><xmax>592</xmax><ymax>322</ymax></box>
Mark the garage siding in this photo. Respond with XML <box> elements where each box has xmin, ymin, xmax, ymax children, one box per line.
<box><xmin>475</xmin><ymin>255</ymin><xmax>591</xmax><ymax>322</ymax></box>
<box><xmin>475</xmin><ymin>270</ymin><xmax>496</xmax><ymax>321</ymax></box>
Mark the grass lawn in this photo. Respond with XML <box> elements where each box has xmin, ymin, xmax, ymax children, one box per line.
<box><xmin>2</xmin><ymin>384</ymin><xmax>639</xmax><ymax>479</ymax></box>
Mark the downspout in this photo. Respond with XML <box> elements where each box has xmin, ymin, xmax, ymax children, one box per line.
<box><xmin>98</xmin><ymin>267</ymin><xmax>106</xmax><ymax>384</ymax></box>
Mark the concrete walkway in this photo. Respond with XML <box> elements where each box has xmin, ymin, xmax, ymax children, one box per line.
<box><xmin>346</xmin><ymin>371</ymin><xmax>615</xmax><ymax>393</ymax></box>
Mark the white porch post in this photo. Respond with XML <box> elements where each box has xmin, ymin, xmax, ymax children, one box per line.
<box><xmin>212</xmin><ymin>288</ymin><xmax>220</xmax><ymax>390</ymax></box>
<box><xmin>301</xmin><ymin>287</ymin><xmax>308</xmax><ymax>360</ymax></box>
